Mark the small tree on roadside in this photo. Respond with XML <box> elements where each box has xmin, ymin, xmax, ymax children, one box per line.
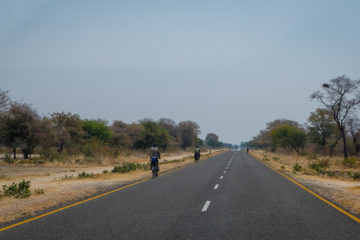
<box><xmin>270</xmin><ymin>124</ymin><xmax>307</xmax><ymax>154</ymax></box>
<box><xmin>2</xmin><ymin>102</ymin><xmax>41</xmax><ymax>159</ymax></box>
<box><xmin>311</xmin><ymin>76</ymin><xmax>360</xmax><ymax>159</ymax></box>
<box><xmin>206</xmin><ymin>133</ymin><xmax>219</xmax><ymax>149</ymax></box>
<box><xmin>178</xmin><ymin>121</ymin><xmax>200</xmax><ymax>149</ymax></box>
<box><xmin>347</xmin><ymin>116</ymin><xmax>360</xmax><ymax>155</ymax></box>
<box><xmin>51</xmin><ymin>112</ymin><xmax>84</xmax><ymax>153</ymax></box>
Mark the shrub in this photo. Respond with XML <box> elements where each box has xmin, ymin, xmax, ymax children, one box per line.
<box><xmin>326</xmin><ymin>171</ymin><xmax>336</xmax><ymax>177</ymax></box>
<box><xmin>281</xmin><ymin>165</ymin><xmax>285</xmax><ymax>171</ymax></box>
<box><xmin>103</xmin><ymin>170</ymin><xmax>108</xmax><ymax>174</ymax></box>
<box><xmin>293</xmin><ymin>163</ymin><xmax>302</xmax><ymax>172</ymax></box>
<box><xmin>5</xmin><ymin>154</ymin><xmax>13</xmax><ymax>163</ymax></box>
<box><xmin>77</xmin><ymin>172</ymin><xmax>97</xmax><ymax>179</ymax></box>
<box><xmin>2</xmin><ymin>182</ymin><xmax>18</xmax><ymax>196</ymax></box>
<box><xmin>2</xmin><ymin>180</ymin><xmax>31</xmax><ymax>198</ymax></box>
<box><xmin>272</xmin><ymin>157</ymin><xmax>280</xmax><ymax>161</ymax></box>
<box><xmin>309</xmin><ymin>159</ymin><xmax>329</xmax><ymax>175</ymax></box>
<box><xmin>35</xmin><ymin>188</ymin><xmax>45</xmax><ymax>195</ymax></box>
<box><xmin>263</xmin><ymin>155</ymin><xmax>270</xmax><ymax>161</ymax></box>
<box><xmin>343</xmin><ymin>157</ymin><xmax>358</xmax><ymax>168</ymax></box>
<box><xmin>352</xmin><ymin>172</ymin><xmax>360</xmax><ymax>180</ymax></box>
<box><xmin>61</xmin><ymin>174</ymin><xmax>74</xmax><ymax>180</ymax></box>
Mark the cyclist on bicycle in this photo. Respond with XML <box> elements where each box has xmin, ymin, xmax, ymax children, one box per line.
<box><xmin>150</xmin><ymin>144</ymin><xmax>161</xmax><ymax>177</ymax></box>
<box><xmin>194</xmin><ymin>146</ymin><xmax>201</xmax><ymax>162</ymax></box>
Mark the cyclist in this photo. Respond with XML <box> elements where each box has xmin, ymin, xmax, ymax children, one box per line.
<box><xmin>150</xmin><ymin>144</ymin><xmax>161</xmax><ymax>178</ymax></box>
<box><xmin>194</xmin><ymin>146</ymin><xmax>201</xmax><ymax>162</ymax></box>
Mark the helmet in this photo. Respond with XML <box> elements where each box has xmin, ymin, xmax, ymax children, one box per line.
<box><xmin>152</xmin><ymin>143</ymin><xmax>158</xmax><ymax>148</ymax></box>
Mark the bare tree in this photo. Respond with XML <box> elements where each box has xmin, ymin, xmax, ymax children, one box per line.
<box><xmin>311</xmin><ymin>76</ymin><xmax>360</xmax><ymax>159</ymax></box>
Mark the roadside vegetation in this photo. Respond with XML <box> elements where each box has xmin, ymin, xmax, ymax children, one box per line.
<box><xmin>1</xmin><ymin>180</ymin><xmax>44</xmax><ymax>199</ymax></box>
<box><xmin>244</xmin><ymin>76</ymin><xmax>360</xmax><ymax>173</ymax></box>
<box><xmin>0</xmin><ymin>89</ymin><xmax>231</xmax><ymax>165</ymax></box>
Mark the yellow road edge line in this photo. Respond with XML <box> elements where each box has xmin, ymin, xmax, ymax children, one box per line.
<box><xmin>0</xmin><ymin>152</ymin><xmax>223</xmax><ymax>232</ymax></box>
<box><xmin>253</xmin><ymin>156</ymin><xmax>360</xmax><ymax>224</ymax></box>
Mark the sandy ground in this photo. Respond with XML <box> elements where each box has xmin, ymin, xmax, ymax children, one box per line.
<box><xmin>0</xmin><ymin>150</ymin><xmax>225</xmax><ymax>224</ymax></box>
<box><xmin>250</xmin><ymin>150</ymin><xmax>360</xmax><ymax>216</ymax></box>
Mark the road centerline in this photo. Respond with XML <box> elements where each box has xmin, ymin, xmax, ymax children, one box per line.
<box><xmin>201</xmin><ymin>201</ymin><xmax>211</xmax><ymax>212</ymax></box>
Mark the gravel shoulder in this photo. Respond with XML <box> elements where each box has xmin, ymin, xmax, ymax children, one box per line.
<box><xmin>250</xmin><ymin>150</ymin><xmax>360</xmax><ymax>217</ymax></box>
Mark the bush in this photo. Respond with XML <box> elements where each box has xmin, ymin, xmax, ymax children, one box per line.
<box><xmin>5</xmin><ymin>154</ymin><xmax>14</xmax><ymax>163</ymax></box>
<box><xmin>343</xmin><ymin>157</ymin><xmax>358</xmax><ymax>168</ymax></box>
<box><xmin>293</xmin><ymin>163</ymin><xmax>302</xmax><ymax>172</ymax></box>
<box><xmin>103</xmin><ymin>170</ymin><xmax>108</xmax><ymax>173</ymax></box>
<box><xmin>2</xmin><ymin>180</ymin><xmax>31</xmax><ymax>198</ymax></box>
<box><xmin>281</xmin><ymin>165</ymin><xmax>285</xmax><ymax>171</ymax></box>
<box><xmin>77</xmin><ymin>172</ymin><xmax>97</xmax><ymax>179</ymax></box>
<box><xmin>272</xmin><ymin>157</ymin><xmax>280</xmax><ymax>161</ymax></box>
<box><xmin>35</xmin><ymin>188</ymin><xmax>44</xmax><ymax>195</ymax></box>
<box><xmin>353</xmin><ymin>172</ymin><xmax>360</xmax><ymax>180</ymax></box>
<box><xmin>309</xmin><ymin>159</ymin><xmax>329</xmax><ymax>174</ymax></box>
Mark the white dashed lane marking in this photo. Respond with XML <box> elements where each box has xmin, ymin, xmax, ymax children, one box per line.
<box><xmin>214</xmin><ymin>184</ymin><xmax>219</xmax><ymax>190</ymax></box>
<box><xmin>202</xmin><ymin>201</ymin><xmax>211</xmax><ymax>212</ymax></box>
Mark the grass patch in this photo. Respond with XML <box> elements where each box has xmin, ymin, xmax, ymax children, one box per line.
<box><xmin>343</xmin><ymin>157</ymin><xmax>358</xmax><ymax>168</ymax></box>
<box><xmin>112</xmin><ymin>162</ymin><xmax>150</xmax><ymax>173</ymax></box>
<box><xmin>162</xmin><ymin>159</ymin><xmax>186</xmax><ymax>164</ymax></box>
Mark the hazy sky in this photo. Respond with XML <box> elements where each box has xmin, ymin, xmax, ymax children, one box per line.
<box><xmin>1</xmin><ymin>0</ymin><xmax>360</xmax><ymax>144</ymax></box>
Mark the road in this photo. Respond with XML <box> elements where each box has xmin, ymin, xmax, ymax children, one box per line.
<box><xmin>1</xmin><ymin>151</ymin><xmax>359</xmax><ymax>239</ymax></box>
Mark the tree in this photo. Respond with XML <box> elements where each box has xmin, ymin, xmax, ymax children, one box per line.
<box><xmin>178</xmin><ymin>121</ymin><xmax>200</xmax><ymax>149</ymax></box>
<box><xmin>347</xmin><ymin>116</ymin><xmax>360</xmax><ymax>155</ymax></box>
<box><xmin>311</xmin><ymin>76</ymin><xmax>360</xmax><ymax>159</ymax></box>
<box><xmin>158</xmin><ymin>118</ymin><xmax>179</xmax><ymax>141</ymax></box>
<box><xmin>0</xmin><ymin>89</ymin><xmax>10</xmax><ymax>113</ymax></box>
<box><xmin>51</xmin><ymin>112</ymin><xmax>84</xmax><ymax>153</ymax></box>
<box><xmin>111</xmin><ymin>121</ymin><xmax>144</xmax><ymax>149</ymax></box>
<box><xmin>307</xmin><ymin>108</ymin><xmax>336</xmax><ymax>146</ymax></box>
<box><xmin>138</xmin><ymin>120</ymin><xmax>170</xmax><ymax>149</ymax></box>
<box><xmin>83</xmin><ymin>119</ymin><xmax>112</xmax><ymax>142</ymax></box>
<box><xmin>270</xmin><ymin>124</ymin><xmax>307</xmax><ymax>154</ymax></box>
<box><xmin>206</xmin><ymin>133</ymin><xmax>219</xmax><ymax>148</ymax></box>
<box><xmin>307</xmin><ymin>108</ymin><xmax>341</xmax><ymax>157</ymax></box>
<box><xmin>1</xmin><ymin>102</ymin><xmax>41</xmax><ymax>159</ymax></box>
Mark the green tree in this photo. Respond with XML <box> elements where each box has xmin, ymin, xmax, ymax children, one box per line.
<box><xmin>137</xmin><ymin>120</ymin><xmax>170</xmax><ymax>149</ymax></box>
<box><xmin>83</xmin><ymin>119</ymin><xmax>112</xmax><ymax>142</ymax></box>
<box><xmin>270</xmin><ymin>124</ymin><xmax>307</xmax><ymax>154</ymax></box>
<box><xmin>206</xmin><ymin>133</ymin><xmax>219</xmax><ymax>148</ymax></box>
<box><xmin>51</xmin><ymin>112</ymin><xmax>84</xmax><ymax>153</ymax></box>
<box><xmin>2</xmin><ymin>102</ymin><xmax>41</xmax><ymax>159</ymax></box>
<box><xmin>178</xmin><ymin>121</ymin><xmax>200</xmax><ymax>149</ymax></box>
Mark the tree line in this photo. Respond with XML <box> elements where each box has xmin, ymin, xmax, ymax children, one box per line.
<box><xmin>0</xmin><ymin>90</ymin><xmax>231</xmax><ymax>161</ymax></box>
<box><xmin>243</xmin><ymin>76</ymin><xmax>360</xmax><ymax>159</ymax></box>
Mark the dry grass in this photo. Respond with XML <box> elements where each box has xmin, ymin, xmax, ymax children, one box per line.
<box><xmin>251</xmin><ymin>150</ymin><xmax>360</xmax><ymax>216</ymax></box>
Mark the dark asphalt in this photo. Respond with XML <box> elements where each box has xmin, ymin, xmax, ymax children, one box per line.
<box><xmin>1</xmin><ymin>151</ymin><xmax>360</xmax><ymax>240</ymax></box>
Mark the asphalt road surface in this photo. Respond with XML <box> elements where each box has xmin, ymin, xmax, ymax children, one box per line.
<box><xmin>1</xmin><ymin>151</ymin><xmax>360</xmax><ymax>240</ymax></box>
